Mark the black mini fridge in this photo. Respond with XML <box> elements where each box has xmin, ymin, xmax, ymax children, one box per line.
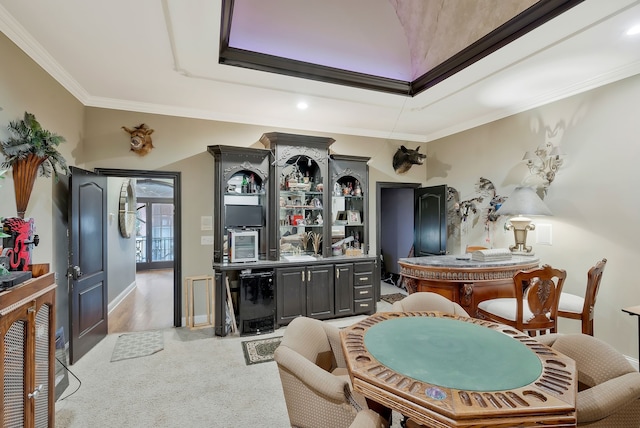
<box><xmin>239</xmin><ymin>270</ymin><xmax>275</xmax><ymax>336</ymax></box>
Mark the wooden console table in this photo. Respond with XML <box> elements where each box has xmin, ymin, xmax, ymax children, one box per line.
<box><xmin>398</xmin><ymin>255</ymin><xmax>539</xmax><ymax>316</ymax></box>
<box><xmin>1</xmin><ymin>272</ymin><xmax>56</xmax><ymax>427</ymax></box>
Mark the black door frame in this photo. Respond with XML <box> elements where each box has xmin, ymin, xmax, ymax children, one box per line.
<box><xmin>95</xmin><ymin>168</ymin><xmax>182</xmax><ymax>328</ymax></box>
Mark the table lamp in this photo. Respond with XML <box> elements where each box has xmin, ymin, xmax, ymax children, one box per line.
<box><xmin>496</xmin><ymin>186</ymin><xmax>552</xmax><ymax>255</ymax></box>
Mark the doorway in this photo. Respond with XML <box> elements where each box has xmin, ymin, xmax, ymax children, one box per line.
<box><xmin>95</xmin><ymin>168</ymin><xmax>182</xmax><ymax>331</ymax></box>
<box><xmin>376</xmin><ymin>182</ymin><xmax>419</xmax><ymax>291</ymax></box>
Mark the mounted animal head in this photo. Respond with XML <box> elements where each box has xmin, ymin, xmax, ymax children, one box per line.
<box><xmin>122</xmin><ymin>123</ymin><xmax>154</xmax><ymax>156</ymax></box>
<box><xmin>392</xmin><ymin>145</ymin><xmax>426</xmax><ymax>174</ymax></box>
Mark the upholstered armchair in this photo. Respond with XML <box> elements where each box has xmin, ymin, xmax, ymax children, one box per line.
<box><xmin>391</xmin><ymin>292</ymin><xmax>470</xmax><ymax>317</ymax></box>
<box><xmin>274</xmin><ymin>316</ymin><xmax>388</xmax><ymax>428</ymax></box>
<box><xmin>537</xmin><ymin>334</ymin><xmax>640</xmax><ymax>427</ymax></box>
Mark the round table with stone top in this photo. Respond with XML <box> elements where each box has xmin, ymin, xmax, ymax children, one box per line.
<box><xmin>340</xmin><ymin>311</ymin><xmax>577</xmax><ymax>428</ymax></box>
<box><xmin>398</xmin><ymin>255</ymin><xmax>539</xmax><ymax>317</ymax></box>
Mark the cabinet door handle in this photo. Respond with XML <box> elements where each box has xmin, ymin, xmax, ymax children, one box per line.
<box><xmin>336</xmin><ymin>269</ymin><xmax>340</xmax><ymax>279</ymax></box>
<box><xmin>301</xmin><ymin>271</ymin><xmax>305</xmax><ymax>282</ymax></box>
<box><xmin>28</xmin><ymin>384</ymin><xmax>43</xmax><ymax>399</ymax></box>
<box><xmin>359</xmin><ymin>276</ymin><xmax>369</xmax><ymax>282</ymax></box>
<box><xmin>307</xmin><ymin>270</ymin><xmax>311</xmax><ymax>282</ymax></box>
<box><xmin>359</xmin><ymin>290</ymin><xmax>368</xmax><ymax>295</ymax></box>
<box><xmin>360</xmin><ymin>303</ymin><xmax>369</xmax><ymax>308</ymax></box>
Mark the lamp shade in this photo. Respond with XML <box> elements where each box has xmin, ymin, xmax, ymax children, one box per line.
<box><xmin>496</xmin><ymin>187</ymin><xmax>552</xmax><ymax>216</ymax></box>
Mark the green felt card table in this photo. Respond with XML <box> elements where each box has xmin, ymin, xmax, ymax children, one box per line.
<box><xmin>341</xmin><ymin>312</ymin><xmax>577</xmax><ymax>427</ymax></box>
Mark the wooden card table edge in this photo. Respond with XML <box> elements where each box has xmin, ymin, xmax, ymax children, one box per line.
<box><xmin>340</xmin><ymin>312</ymin><xmax>577</xmax><ymax>428</ymax></box>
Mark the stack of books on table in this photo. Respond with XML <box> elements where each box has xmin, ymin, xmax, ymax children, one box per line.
<box><xmin>471</xmin><ymin>248</ymin><xmax>513</xmax><ymax>262</ymax></box>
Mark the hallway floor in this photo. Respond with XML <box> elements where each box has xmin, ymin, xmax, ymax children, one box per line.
<box><xmin>108</xmin><ymin>269</ymin><xmax>174</xmax><ymax>334</ymax></box>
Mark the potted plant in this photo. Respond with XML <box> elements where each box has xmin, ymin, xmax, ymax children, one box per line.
<box><xmin>0</xmin><ymin>112</ymin><xmax>69</xmax><ymax>218</ymax></box>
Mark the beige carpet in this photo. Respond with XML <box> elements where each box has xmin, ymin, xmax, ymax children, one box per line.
<box><xmin>56</xmin><ymin>301</ymin><xmax>404</xmax><ymax>427</ymax></box>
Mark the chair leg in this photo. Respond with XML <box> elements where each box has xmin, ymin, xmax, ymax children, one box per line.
<box><xmin>583</xmin><ymin>318</ymin><xmax>594</xmax><ymax>336</ymax></box>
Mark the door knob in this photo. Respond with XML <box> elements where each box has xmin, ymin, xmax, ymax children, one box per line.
<box><xmin>68</xmin><ymin>265</ymin><xmax>82</xmax><ymax>280</ymax></box>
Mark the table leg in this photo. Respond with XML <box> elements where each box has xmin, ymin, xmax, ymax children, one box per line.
<box><xmin>365</xmin><ymin>398</ymin><xmax>392</xmax><ymax>425</ymax></box>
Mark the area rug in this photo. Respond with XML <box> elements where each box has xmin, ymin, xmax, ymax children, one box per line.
<box><xmin>380</xmin><ymin>293</ymin><xmax>406</xmax><ymax>304</ymax></box>
<box><xmin>111</xmin><ymin>330</ymin><xmax>164</xmax><ymax>362</ymax></box>
<box><xmin>241</xmin><ymin>336</ymin><xmax>282</xmax><ymax>365</ymax></box>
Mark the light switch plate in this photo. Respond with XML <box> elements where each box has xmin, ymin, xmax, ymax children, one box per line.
<box><xmin>536</xmin><ymin>223</ymin><xmax>552</xmax><ymax>245</ymax></box>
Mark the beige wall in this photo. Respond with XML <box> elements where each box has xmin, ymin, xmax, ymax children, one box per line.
<box><xmin>0</xmin><ymin>32</ymin><xmax>84</xmax><ymax>330</ymax></box>
<box><xmin>425</xmin><ymin>73</ymin><xmax>640</xmax><ymax>360</ymax></box>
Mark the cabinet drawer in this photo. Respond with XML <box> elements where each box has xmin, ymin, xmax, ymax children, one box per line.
<box><xmin>354</xmin><ymin>285</ymin><xmax>373</xmax><ymax>300</ymax></box>
<box><xmin>354</xmin><ymin>261</ymin><xmax>375</xmax><ymax>274</ymax></box>
<box><xmin>354</xmin><ymin>299</ymin><xmax>374</xmax><ymax>313</ymax></box>
<box><xmin>354</xmin><ymin>272</ymin><xmax>373</xmax><ymax>286</ymax></box>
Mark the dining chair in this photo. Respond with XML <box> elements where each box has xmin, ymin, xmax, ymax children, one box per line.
<box><xmin>557</xmin><ymin>258</ymin><xmax>607</xmax><ymax>336</ymax></box>
<box><xmin>274</xmin><ymin>316</ymin><xmax>389</xmax><ymax>428</ymax></box>
<box><xmin>392</xmin><ymin>292</ymin><xmax>470</xmax><ymax>317</ymax></box>
<box><xmin>537</xmin><ymin>333</ymin><xmax>640</xmax><ymax>426</ymax></box>
<box><xmin>476</xmin><ymin>264</ymin><xmax>567</xmax><ymax>336</ymax></box>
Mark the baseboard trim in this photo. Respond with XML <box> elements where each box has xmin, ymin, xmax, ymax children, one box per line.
<box><xmin>108</xmin><ymin>281</ymin><xmax>137</xmax><ymax>314</ymax></box>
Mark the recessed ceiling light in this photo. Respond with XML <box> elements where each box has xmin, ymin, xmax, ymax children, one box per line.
<box><xmin>626</xmin><ymin>24</ymin><xmax>640</xmax><ymax>36</ymax></box>
<box><xmin>296</xmin><ymin>102</ymin><xmax>308</xmax><ymax>110</ymax></box>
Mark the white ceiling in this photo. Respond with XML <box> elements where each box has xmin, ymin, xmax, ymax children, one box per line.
<box><xmin>1</xmin><ymin>0</ymin><xmax>639</xmax><ymax>143</ymax></box>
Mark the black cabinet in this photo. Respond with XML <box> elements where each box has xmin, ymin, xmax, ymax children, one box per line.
<box><xmin>208</xmin><ymin>145</ymin><xmax>271</xmax><ymax>262</ymax></box>
<box><xmin>276</xmin><ymin>264</ymin><xmax>335</xmax><ymax>325</ymax></box>
<box><xmin>334</xmin><ymin>263</ymin><xmax>354</xmax><ymax>316</ymax></box>
<box><xmin>210</xmin><ymin>134</ymin><xmax>377</xmax><ymax>337</ymax></box>
<box><xmin>306</xmin><ymin>264</ymin><xmax>335</xmax><ymax>319</ymax></box>
<box><xmin>353</xmin><ymin>261</ymin><xmax>376</xmax><ymax>314</ymax></box>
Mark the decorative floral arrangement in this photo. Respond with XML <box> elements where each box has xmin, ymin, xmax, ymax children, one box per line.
<box><xmin>0</xmin><ymin>112</ymin><xmax>69</xmax><ymax>217</ymax></box>
<box><xmin>0</xmin><ymin>112</ymin><xmax>69</xmax><ymax>180</ymax></box>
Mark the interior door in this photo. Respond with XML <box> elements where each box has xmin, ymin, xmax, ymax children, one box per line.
<box><xmin>414</xmin><ymin>185</ymin><xmax>447</xmax><ymax>256</ymax></box>
<box><xmin>68</xmin><ymin>166</ymin><xmax>108</xmax><ymax>364</ymax></box>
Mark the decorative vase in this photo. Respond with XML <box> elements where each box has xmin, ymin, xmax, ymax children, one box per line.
<box><xmin>12</xmin><ymin>153</ymin><xmax>46</xmax><ymax>219</ymax></box>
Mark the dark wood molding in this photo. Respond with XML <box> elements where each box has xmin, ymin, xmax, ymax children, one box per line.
<box><xmin>220</xmin><ymin>0</ymin><xmax>584</xmax><ymax>97</ymax></box>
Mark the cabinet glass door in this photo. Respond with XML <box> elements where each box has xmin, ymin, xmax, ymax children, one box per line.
<box><xmin>279</xmin><ymin>155</ymin><xmax>325</xmax><ymax>258</ymax></box>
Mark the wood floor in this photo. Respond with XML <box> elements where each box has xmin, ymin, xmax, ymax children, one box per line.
<box><xmin>108</xmin><ymin>269</ymin><xmax>174</xmax><ymax>334</ymax></box>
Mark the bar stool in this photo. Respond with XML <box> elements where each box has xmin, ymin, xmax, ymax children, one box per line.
<box><xmin>184</xmin><ymin>275</ymin><xmax>215</xmax><ymax>329</ymax></box>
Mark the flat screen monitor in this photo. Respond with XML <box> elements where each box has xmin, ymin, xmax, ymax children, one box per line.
<box><xmin>225</xmin><ymin>204</ymin><xmax>263</xmax><ymax>227</ymax></box>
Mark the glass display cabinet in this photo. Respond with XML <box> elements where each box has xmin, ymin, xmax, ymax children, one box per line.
<box><xmin>330</xmin><ymin>154</ymin><xmax>370</xmax><ymax>256</ymax></box>
<box><xmin>260</xmin><ymin>132</ymin><xmax>334</xmax><ymax>260</ymax></box>
<box><xmin>208</xmin><ymin>145</ymin><xmax>271</xmax><ymax>263</ymax></box>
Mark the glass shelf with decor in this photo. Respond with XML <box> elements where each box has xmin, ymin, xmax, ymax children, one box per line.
<box><xmin>261</xmin><ymin>132</ymin><xmax>333</xmax><ymax>260</ymax></box>
<box><xmin>330</xmin><ymin>154</ymin><xmax>370</xmax><ymax>256</ymax></box>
